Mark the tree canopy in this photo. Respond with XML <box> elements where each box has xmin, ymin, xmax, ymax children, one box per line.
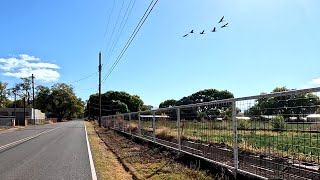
<box><xmin>0</xmin><ymin>78</ymin><xmax>84</xmax><ymax>121</ymax></box>
<box><xmin>86</xmin><ymin>91</ymin><xmax>151</xmax><ymax>117</ymax></box>
<box><xmin>246</xmin><ymin>87</ymin><xmax>320</xmax><ymax>120</ymax></box>
<box><xmin>159</xmin><ymin>89</ymin><xmax>234</xmax><ymax>120</ymax></box>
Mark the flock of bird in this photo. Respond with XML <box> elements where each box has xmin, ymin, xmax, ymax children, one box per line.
<box><xmin>183</xmin><ymin>16</ymin><xmax>228</xmax><ymax>37</ymax></box>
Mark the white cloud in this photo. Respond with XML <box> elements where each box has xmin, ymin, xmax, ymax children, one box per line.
<box><xmin>0</xmin><ymin>54</ymin><xmax>60</xmax><ymax>82</ymax></box>
<box><xmin>19</xmin><ymin>54</ymin><xmax>40</xmax><ymax>61</ymax></box>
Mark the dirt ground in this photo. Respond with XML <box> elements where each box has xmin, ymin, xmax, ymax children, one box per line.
<box><xmin>88</xmin><ymin>122</ymin><xmax>215</xmax><ymax>180</ymax></box>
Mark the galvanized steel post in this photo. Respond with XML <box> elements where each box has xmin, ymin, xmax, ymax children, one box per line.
<box><xmin>232</xmin><ymin>100</ymin><xmax>238</xmax><ymax>178</ymax></box>
<box><xmin>138</xmin><ymin>113</ymin><xmax>141</xmax><ymax>136</ymax></box>
<box><xmin>152</xmin><ymin>111</ymin><xmax>156</xmax><ymax>142</ymax></box>
<box><xmin>177</xmin><ymin>108</ymin><xmax>181</xmax><ymax>151</ymax></box>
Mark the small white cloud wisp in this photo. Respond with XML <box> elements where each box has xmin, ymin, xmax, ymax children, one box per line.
<box><xmin>0</xmin><ymin>54</ymin><xmax>60</xmax><ymax>82</ymax></box>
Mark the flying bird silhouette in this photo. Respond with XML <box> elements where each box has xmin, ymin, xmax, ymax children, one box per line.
<box><xmin>218</xmin><ymin>16</ymin><xmax>224</xmax><ymax>23</ymax></box>
<box><xmin>200</xmin><ymin>30</ymin><xmax>205</xmax><ymax>34</ymax></box>
<box><xmin>190</xmin><ymin>30</ymin><xmax>194</xmax><ymax>33</ymax></box>
<box><xmin>211</xmin><ymin>27</ymin><xmax>216</xmax><ymax>32</ymax></box>
<box><xmin>221</xmin><ymin>23</ymin><xmax>228</xmax><ymax>28</ymax></box>
<box><xmin>183</xmin><ymin>34</ymin><xmax>188</xmax><ymax>37</ymax></box>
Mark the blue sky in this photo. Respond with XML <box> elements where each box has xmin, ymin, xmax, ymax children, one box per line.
<box><xmin>1</xmin><ymin>0</ymin><xmax>320</xmax><ymax>107</ymax></box>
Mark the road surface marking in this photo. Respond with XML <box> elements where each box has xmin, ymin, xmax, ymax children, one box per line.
<box><xmin>84</xmin><ymin>122</ymin><xmax>97</xmax><ymax>180</ymax></box>
<box><xmin>0</xmin><ymin>127</ymin><xmax>59</xmax><ymax>152</ymax></box>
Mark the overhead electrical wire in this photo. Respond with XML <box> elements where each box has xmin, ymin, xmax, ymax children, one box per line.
<box><xmin>101</xmin><ymin>0</ymin><xmax>159</xmax><ymax>84</ymax></box>
<box><xmin>103</xmin><ymin>0</ymin><xmax>116</xmax><ymax>41</ymax></box>
<box><xmin>65</xmin><ymin>72</ymin><xmax>97</xmax><ymax>84</ymax></box>
<box><xmin>104</xmin><ymin>0</ymin><xmax>127</xmax><ymax>61</ymax></box>
<box><xmin>105</xmin><ymin>0</ymin><xmax>137</xmax><ymax>66</ymax></box>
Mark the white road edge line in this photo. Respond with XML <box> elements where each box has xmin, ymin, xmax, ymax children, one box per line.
<box><xmin>84</xmin><ymin>122</ymin><xmax>97</xmax><ymax>180</ymax></box>
<box><xmin>0</xmin><ymin>127</ymin><xmax>59</xmax><ymax>151</ymax></box>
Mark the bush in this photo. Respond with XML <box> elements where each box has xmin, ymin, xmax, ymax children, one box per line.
<box><xmin>271</xmin><ymin>116</ymin><xmax>286</xmax><ymax>131</ymax></box>
<box><xmin>238</xmin><ymin>119</ymin><xmax>250</xmax><ymax>130</ymax></box>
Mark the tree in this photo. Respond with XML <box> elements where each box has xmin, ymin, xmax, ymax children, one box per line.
<box><xmin>0</xmin><ymin>81</ymin><xmax>9</xmax><ymax>108</ymax></box>
<box><xmin>159</xmin><ymin>99</ymin><xmax>177</xmax><ymax>108</ymax></box>
<box><xmin>160</xmin><ymin>89</ymin><xmax>234</xmax><ymax>120</ymax></box>
<box><xmin>48</xmin><ymin>83</ymin><xmax>84</xmax><ymax>121</ymax></box>
<box><xmin>246</xmin><ymin>87</ymin><xmax>320</xmax><ymax>120</ymax></box>
<box><xmin>35</xmin><ymin>85</ymin><xmax>51</xmax><ymax>112</ymax></box>
<box><xmin>87</xmin><ymin>91</ymin><xmax>148</xmax><ymax>117</ymax></box>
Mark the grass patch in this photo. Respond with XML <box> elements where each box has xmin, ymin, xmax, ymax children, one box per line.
<box><xmin>85</xmin><ymin>122</ymin><xmax>132</xmax><ymax>180</ymax></box>
<box><xmin>94</xmin><ymin>123</ymin><xmax>213</xmax><ymax>180</ymax></box>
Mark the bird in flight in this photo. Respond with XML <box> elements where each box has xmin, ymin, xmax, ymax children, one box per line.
<box><xmin>183</xmin><ymin>34</ymin><xmax>188</xmax><ymax>37</ymax></box>
<box><xmin>211</xmin><ymin>27</ymin><xmax>216</xmax><ymax>32</ymax></box>
<box><xmin>218</xmin><ymin>16</ymin><xmax>224</xmax><ymax>23</ymax></box>
<box><xmin>200</xmin><ymin>30</ymin><xmax>205</xmax><ymax>34</ymax></box>
<box><xmin>221</xmin><ymin>23</ymin><xmax>228</xmax><ymax>28</ymax></box>
<box><xmin>190</xmin><ymin>30</ymin><xmax>194</xmax><ymax>34</ymax></box>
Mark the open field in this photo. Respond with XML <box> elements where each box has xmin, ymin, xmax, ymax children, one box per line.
<box><xmin>123</xmin><ymin>120</ymin><xmax>320</xmax><ymax>164</ymax></box>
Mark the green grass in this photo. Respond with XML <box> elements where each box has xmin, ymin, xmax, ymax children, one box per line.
<box><xmin>125</xmin><ymin>120</ymin><xmax>320</xmax><ymax>163</ymax></box>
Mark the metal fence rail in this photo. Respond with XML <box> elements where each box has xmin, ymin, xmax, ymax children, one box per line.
<box><xmin>101</xmin><ymin>87</ymin><xmax>320</xmax><ymax>179</ymax></box>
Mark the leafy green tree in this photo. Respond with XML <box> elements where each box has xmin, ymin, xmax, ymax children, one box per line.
<box><xmin>247</xmin><ymin>87</ymin><xmax>320</xmax><ymax>120</ymax></box>
<box><xmin>48</xmin><ymin>83</ymin><xmax>84</xmax><ymax>120</ymax></box>
<box><xmin>87</xmin><ymin>91</ymin><xmax>147</xmax><ymax>117</ymax></box>
<box><xmin>0</xmin><ymin>81</ymin><xmax>9</xmax><ymax>108</ymax></box>
<box><xmin>35</xmin><ymin>85</ymin><xmax>51</xmax><ymax>112</ymax></box>
<box><xmin>159</xmin><ymin>99</ymin><xmax>177</xmax><ymax>108</ymax></box>
<box><xmin>161</xmin><ymin>89</ymin><xmax>234</xmax><ymax>120</ymax></box>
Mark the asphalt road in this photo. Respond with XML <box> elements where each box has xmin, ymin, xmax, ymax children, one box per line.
<box><xmin>0</xmin><ymin>120</ymin><xmax>93</xmax><ymax>180</ymax></box>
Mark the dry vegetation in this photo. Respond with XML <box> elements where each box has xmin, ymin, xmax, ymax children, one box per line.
<box><xmin>92</xmin><ymin>122</ymin><xmax>214</xmax><ymax>180</ymax></box>
<box><xmin>85</xmin><ymin>122</ymin><xmax>133</xmax><ymax>180</ymax></box>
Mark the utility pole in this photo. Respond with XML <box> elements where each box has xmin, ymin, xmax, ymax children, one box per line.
<box><xmin>32</xmin><ymin>74</ymin><xmax>35</xmax><ymax>124</ymax></box>
<box><xmin>98</xmin><ymin>52</ymin><xmax>102</xmax><ymax>127</ymax></box>
<box><xmin>88</xmin><ymin>101</ymin><xmax>91</xmax><ymax>120</ymax></box>
<box><xmin>23</xmin><ymin>96</ymin><xmax>26</xmax><ymax>126</ymax></box>
<box><xmin>13</xmin><ymin>89</ymin><xmax>16</xmax><ymax>125</ymax></box>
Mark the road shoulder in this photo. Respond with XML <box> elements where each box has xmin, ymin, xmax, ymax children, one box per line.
<box><xmin>85</xmin><ymin>121</ymin><xmax>132</xmax><ymax>180</ymax></box>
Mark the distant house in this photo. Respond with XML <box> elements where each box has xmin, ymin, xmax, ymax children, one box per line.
<box><xmin>0</xmin><ymin>108</ymin><xmax>46</xmax><ymax>126</ymax></box>
<box><xmin>236</xmin><ymin>116</ymin><xmax>251</xmax><ymax>121</ymax></box>
<box><xmin>306</xmin><ymin>114</ymin><xmax>320</xmax><ymax>122</ymax></box>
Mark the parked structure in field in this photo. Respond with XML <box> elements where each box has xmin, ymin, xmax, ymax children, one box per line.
<box><xmin>306</xmin><ymin>114</ymin><xmax>320</xmax><ymax>122</ymax></box>
<box><xmin>0</xmin><ymin>108</ymin><xmax>46</xmax><ymax>126</ymax></box>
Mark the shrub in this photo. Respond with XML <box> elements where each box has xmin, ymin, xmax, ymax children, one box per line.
<box><xmin>238</xmin><ymin>119</ymin><xmax>250</xmax><ymax>130</ymax></box>
<box><xmin>271</xmin><ymin>116</ymin><xmax>286</xmax><ymax>131</ymax></box>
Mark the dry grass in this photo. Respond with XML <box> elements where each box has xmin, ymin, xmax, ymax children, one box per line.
<box><xmin>85</xmin><ymin>122</ymin><xmax>132</xmax><ymax>180</ymax></box>
<box><xmin>94</xmin><ymin>124</ymin><xmax>213</xmax><ymax>180</ymax></box>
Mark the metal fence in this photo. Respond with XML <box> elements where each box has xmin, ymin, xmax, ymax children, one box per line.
<box><xmin>101</xmin><ymin>87</ymin><xmax>320</xmax><ymax>179</ymax></box>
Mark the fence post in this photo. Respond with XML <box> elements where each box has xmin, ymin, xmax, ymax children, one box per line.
<box><xmin>177</xmin><ymin>107</ymin><xmax>181</xmax><ymax>151</ymax></box>
<box><xmin>113</xmin><ymin>115</ymin><xmax>116</xmax><ymax>129</ymax></box>
<box><xmin>232</xmin><ymin>100</ymin><xmax>238</xmax><ymax>178</ymax></box>
<box><xmin>129</xmin><ymin>114</ymin><xmax>131</xmax><ymax>134</ymax></box>
<box><xmin>152</xmin><ymin>111</ymin><xmax>156</xmax><ymax>142</ymax></box>
<box><xmin>138</xmin><ymin>113</ymin><xmax>141</xmax><ymax>136</ymax></box>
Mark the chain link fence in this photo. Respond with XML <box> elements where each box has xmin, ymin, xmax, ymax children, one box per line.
<box><xmin>101</xmin><ymin>87</ymin><xmax>320</xmax><ymax>179</ymax></box>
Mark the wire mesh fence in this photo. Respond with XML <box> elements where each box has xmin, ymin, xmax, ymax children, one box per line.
<box><xmin>102</xmin><ymin>87</ymin><xmax>320</xmax><ymax>179</ymax></box>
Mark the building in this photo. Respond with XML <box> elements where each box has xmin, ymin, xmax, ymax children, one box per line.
<box><xmin>306</xmin><ymin>114</ymin><xmax>320</xmax><ymax>122</ymax></box>
<box><xmin>0</xmin><ymin>108</ymin><xmax>46</xmax><ymax>126</ymax></box>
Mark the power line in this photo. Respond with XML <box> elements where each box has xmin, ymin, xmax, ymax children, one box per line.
<box><xmin>66</xmin><ymin>72</ymin><xmax>97</xmax><ymax>84</ymax></box>
<box><xmin>102</xmin><ymin>0</ymin><xmax>159</xmax><ymax>84</ymax></box>
<box><xmin>102</xmin><ymin>0</ymin><xmax>116</xmax><ymax>42</ymax></box>
<box><xmin>105</xmin><ymin>0</ymin><xmax>137</xmax><ymax>66</ymax></box>
<box><xmin>104</xmin><ymin>0</ymin><xmax>127</xmax><ymax>62</ymax></box>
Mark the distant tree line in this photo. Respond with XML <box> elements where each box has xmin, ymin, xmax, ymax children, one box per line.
<box><xmin>245</xmin><ymin>87</ymin><xmax>320</xmax><ymax>120</ymax></box>
<box><xmin>86</xmin><ymin>91</ymin><xmax>152</xmax><ymax>118</ymax></box>
<box><xmin>159</xmin><ymin>89</ymin><xmax>234</xmax><ymax>120</ymax></box>
<box><xmin>0</xmin><ymin>78</ymin><xmax>85</xmax><ymax>121</ymax></box>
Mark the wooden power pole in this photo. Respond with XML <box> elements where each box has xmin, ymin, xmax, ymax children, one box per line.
<box><xmin>98</xmin><ymin>52</ymin><xmax>102</xmax><ymax>127</ymax></box>
<box><xmin>32</xmin><ymin>74</ymin><xmax>35</xmax><ymax>123</ymax></box>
